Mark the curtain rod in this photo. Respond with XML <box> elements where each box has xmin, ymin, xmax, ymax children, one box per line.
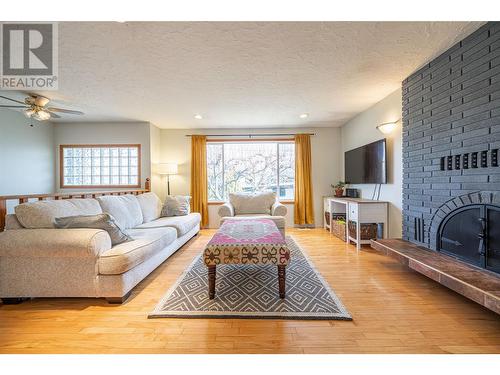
<box><xmin>185</xmin><ymin>133</ymin><xmax>315</xmax><ymax>137</ymax></box>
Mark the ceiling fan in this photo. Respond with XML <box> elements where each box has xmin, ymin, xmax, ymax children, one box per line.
<box><xmin>0</xmin><ymin>94</ymin><xmax>84</xmax><ymax>121</ymax></box>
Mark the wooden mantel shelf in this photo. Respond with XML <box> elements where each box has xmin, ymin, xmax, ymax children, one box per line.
<box><xmin>371</xmin><ymin>238</ymin><xmax>500</xmax><ymax>315</ymax></box>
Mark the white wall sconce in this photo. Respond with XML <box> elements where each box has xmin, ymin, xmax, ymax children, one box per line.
<box><xmin>158</xmin><ymin>163</ymin><xmax>178</xmax><ymax>195</ymax></box>
<box><xmin>376</xmin><ymin>121</ymin><xmax>399</xmax><ymax>134</ymax></box>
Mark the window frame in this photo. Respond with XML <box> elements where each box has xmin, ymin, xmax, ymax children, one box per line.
<box><xmin>206</xmin><ymin>138</ymin><xmax>295</xmax><ymax>204</ymax></box>
<box><xmin>59</xmin><ymin>144</ymin><xmax>142</xmax><ymax>189</ymax></box>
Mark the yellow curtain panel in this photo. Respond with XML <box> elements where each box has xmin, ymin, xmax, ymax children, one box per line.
<box><xmin>294</xmin><ymin>134</ymin><xmax>314</xmax><ymax>225</ymax></box>
<box><xmin>190</xmin><ymin>135</ymin><xmax>209</xmax><ymax>227</ymax></box>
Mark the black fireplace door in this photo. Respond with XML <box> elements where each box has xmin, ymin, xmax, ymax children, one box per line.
<box><xmin>438</xmin><ymin>204</ymin><xmax>500</xmax><ymax>274</ymax></box>
<box><xmin>486</xmin><ymin>206</ymin><xmax>500</xmax><ymax>273</ymax></box>
<box><xmin>438</xmin><ymin>205</ymin><xmax>482</xmax><ymax>267</ymax></box>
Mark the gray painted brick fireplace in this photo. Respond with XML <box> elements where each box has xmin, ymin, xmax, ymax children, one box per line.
<box><xmin>402</xmin><ymin>21</ymin><xmax>500</xmax><ymax>256</ymax></box>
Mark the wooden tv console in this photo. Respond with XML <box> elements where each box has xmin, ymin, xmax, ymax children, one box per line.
<box><xmin>323</xmin><ymin>197</ymin><xmax>388</xmax><ymax>250</ymax></box>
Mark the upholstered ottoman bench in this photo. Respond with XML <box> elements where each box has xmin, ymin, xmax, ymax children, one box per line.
<box><xmin>203</xmin><ymin>218</ymin><xmax>290</xmax><ymax>299</ymax></box>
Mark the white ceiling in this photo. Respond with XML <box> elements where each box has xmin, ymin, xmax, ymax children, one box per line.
<box><xmin>5</xmin><ymin>22</ymin><xmax>485</xmax><ymax>128</ymax></box>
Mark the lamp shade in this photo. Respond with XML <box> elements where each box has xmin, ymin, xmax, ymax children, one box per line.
<box><xmin>158</xmin><ymin>163</ymin><xmax>178</xmax><ymax>175</ymax></box>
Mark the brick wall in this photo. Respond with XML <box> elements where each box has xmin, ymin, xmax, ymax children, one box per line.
<box><xmin>402</xmin><ymin>22</ymin><xmax>500</xmax><ymax>249</ymax></box>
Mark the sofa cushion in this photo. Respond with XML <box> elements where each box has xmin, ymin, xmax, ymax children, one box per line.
<box><xmin>135</xmin><ymin>212</ymin><xmax>201</xmax><ymax>237</ymax></box>
<box><xmin>220</xmin><ymin>214</ymin><xmax>286</xmax><ymax>229</ymax></box>
<box><xmin>229</xmin><ymin>192</ymin><xmax>276</xmax><ymax>215</ymax></box>
<box><xmin>96</xmin><ymin>195</ymin><xmax>143</xmax><ymax>230</ymax></box>
<box><xmin>98</xmin><ymin>227</ymin><xmax>177</xmax><ymax>275</ymax></box>
<box><xmin>136</xmin><ymin>192</ymin><xmax>163</xmax><ymax>223</ymax></box>
<box><xmin>14</xmin><ymin>198</ymin><xmax>102</xmax><ymax>229</ymax></box>
<box><xmin>54</xmin><ymin>213</ymin><xmax>132</xmax><ymax>246</ymax></box>
<box><xmin>161</xmin><ymin>195</ymin><xmax>191</xmax><ymax>217</ymax></box>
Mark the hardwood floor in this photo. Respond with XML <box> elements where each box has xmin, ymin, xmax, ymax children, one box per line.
<box><xmin>0</xmin><ymin>228</ymin><xmax>499</xmax><ymax>354</ymax></box>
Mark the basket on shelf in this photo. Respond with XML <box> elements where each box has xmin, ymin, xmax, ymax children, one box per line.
<box><xmin>331</xmin><ymin>219</ymin><xmax>347</xmax><ymax>242</ymax></box>
<box><xmin>324</xmin><ymin>211</ymin><xmax>331</xmax><ymax>225</ymax></box>
<box><xmin>348</xmin><ymin>221</ymin><xmax>378</xmax><ymax>241</ymax></box>
<box><xmin>331</xmin><ymin>213</ymin><xmax>346</xmax><ymax>221</ymax></box>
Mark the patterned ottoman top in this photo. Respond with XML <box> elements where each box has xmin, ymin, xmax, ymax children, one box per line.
<box><xmin>204</xmin><ymin>218</ymin><xmax>289</xmax><ymax>266</ymax></box>
<box><xmin>210</xmin><ymin>218</ymin><xmax>285</xmax><ymax>245</ymax></box>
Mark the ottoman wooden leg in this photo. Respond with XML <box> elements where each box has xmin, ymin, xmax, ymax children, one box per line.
<box><xmin>278</xmin><ymin>265</ymin><xmax>286</xmax><ymax>298</ymax></box>
<box><xmin>208</xmin><ymin>265</ymin><xmax>216</xmax><ymax>299</ymax></box>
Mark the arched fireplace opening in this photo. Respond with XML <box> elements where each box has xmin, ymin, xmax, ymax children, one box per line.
<box><xmin>437</xmin><ymin>204</ymin><xmax>500</xmax><ymax>274</ymax></box>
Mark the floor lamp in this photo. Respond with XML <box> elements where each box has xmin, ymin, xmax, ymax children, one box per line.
<box><xmin>158</xmin><ymin>163</ymin><xmax>178</xmax><ymax>195</ymax></box>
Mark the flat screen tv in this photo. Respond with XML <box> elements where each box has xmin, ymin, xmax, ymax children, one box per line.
<box><xmin>344</xmin><ymin>139</ymin><xmax>387</xmax><ymax>184</ymax></box>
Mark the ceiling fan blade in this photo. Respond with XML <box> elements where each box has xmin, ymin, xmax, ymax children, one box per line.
<box><xmin>0</xmin><ymin>95</ymin><xmax>26</xmax><ymax>105</ymax></box>
<box><xmin>0</xmin><ymin>105</ymin><xmax>28</xmax><ymax>108</ymax></box>
<box><xmin>49</xmin><ymin>112</ymin><xmax>61</xmax><ymax>119</ymax></box>
<box><xmin>47</xmin><ymin>107</ymin><xmax>84</xmax><ymax>115</ymax></box>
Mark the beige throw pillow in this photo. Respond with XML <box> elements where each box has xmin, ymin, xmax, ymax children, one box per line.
<box><xmin>54</xmin><ymin>213</ymin><xmax>132</xmax><ymax>246</ymax></box>
<box><xmin>161</xmin><ymin>196</ymin><xmax>191</xmax><ymax>217</ymax></box>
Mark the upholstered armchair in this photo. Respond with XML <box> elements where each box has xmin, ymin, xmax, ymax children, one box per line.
<box><xmin>217</xmin><ymin>192</ymin><xmax>287</xmax><ymax>236</ymax></box>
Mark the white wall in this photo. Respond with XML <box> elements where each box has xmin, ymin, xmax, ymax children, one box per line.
<box><xmin>149</xmin><ymin>123</ymin><xmax>162</xmax><ymax>198</ymax></box>
<box><xmin>340</xmin><ymin>88</ymin><xmax>402</xmax><ymax>238</ymax></box>
<box><xmin>159</xmin><ymin>127</ymin><xmax>342</xmax><ymax>228</ymax></box>
<box><xmin>0</xmin><ymin>110</ymin><xmax>55</xmax><ymax>196</ymax></box>
<box><xmin>54</xmin><ymin>121</ymin><xmax>153</xmax><ymax>192</ymax></box>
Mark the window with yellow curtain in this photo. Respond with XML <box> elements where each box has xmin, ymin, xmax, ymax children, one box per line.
<box><xmin>190</xmin><ymin>135</ymin><xmax>209</xmax><ymax>227</ymax></box>
<box><xmin>294</xmin><ymin>134</ymin><xmax>314</xmax><ymax>225</ymax></box>
<box><xmin>206</xmin><ymin>141</ymin><xmax>295</xmax><ymax>202</ymax></box>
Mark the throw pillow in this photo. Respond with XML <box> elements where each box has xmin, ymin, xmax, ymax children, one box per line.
<box><xmin>161</xmin><ymin>195</ymin><xmax>191</xmax><ymax>217</ymax></box>
<box><xmin>54</xmin><ymin>213</ymin><xmax>132</xmax><ymax>246</ymax></box>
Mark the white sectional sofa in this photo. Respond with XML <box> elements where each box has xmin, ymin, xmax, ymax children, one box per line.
<box><xmin>0</xmin><ymin>192</ymin><xmax>200</xmax><ymax>304</ymax></box>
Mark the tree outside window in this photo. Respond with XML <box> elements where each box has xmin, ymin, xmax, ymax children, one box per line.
<box><xmin>207</xmin><ymin>142</ymin><xmax>295</xmax><ymax>201</ymax></box>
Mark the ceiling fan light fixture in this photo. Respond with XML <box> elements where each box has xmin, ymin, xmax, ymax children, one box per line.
<box><xmin>34</xmin><ymin>96</ymin><xmax>50</xmax><ymax>107</ymax></box>
<box><xmin>1</xmin><ymin>94</ymin><xmax>84</xmax><ymax>120</ymax></box>
<box><xmin>32</xmin><ymin>110</ymin><xmax>51</xmax><ymax>121</ymax></box>
<box><xmin>23</xmin><ymin>108</ymin><xmax>35</xmax><ymax>118</ymax></box>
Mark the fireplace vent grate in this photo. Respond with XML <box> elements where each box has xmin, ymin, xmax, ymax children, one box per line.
<box><xmin>414</xmin><ymin>217</ymin><xmax>424</xmax><ymax>243</ymax></box>
<box><xmin>440</xmin><ymin>149</ymin><xmax>498</xmax><ymax>171</ymax></box>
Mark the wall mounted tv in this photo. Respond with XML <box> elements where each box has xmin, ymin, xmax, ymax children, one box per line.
<box><xmin>344</xmin><ymin>139</ymin><xmax>387</xmax><ymax>184</ymax></box>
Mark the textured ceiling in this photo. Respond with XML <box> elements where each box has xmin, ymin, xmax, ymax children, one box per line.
<box><xmin>10</xmin><ymin>22</ymin><xmax>485</xmax><ymax>128</ymax></box>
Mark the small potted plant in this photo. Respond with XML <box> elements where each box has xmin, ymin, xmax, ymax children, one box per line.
<box><xmin>331</xmin><ymin>181</ymin><xmax>346</xmax><ymax>197</ymax></box>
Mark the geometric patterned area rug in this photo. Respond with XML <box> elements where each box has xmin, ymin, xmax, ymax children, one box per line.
<box><xmin>149</xmin><ymin>236</ymin><xmax>352</xmax><ymax>320</ymax></box>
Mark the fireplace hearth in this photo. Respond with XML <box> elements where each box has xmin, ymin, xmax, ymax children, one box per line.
<box><xmin>437</xmin><ymin>204</ymin><xmax>500</xmax><ymax>274</ymax></box>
